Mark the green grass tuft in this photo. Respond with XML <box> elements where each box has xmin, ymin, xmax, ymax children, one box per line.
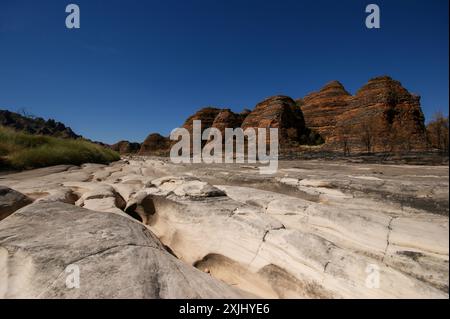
<box><xmin>0</xmin><ymin>126</ymin><xmax>120</xmax><ymax>170</ymax></box>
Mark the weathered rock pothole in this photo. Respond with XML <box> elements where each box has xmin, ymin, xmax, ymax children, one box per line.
<box><xmin>125</xmin><ymin>193</ymin><xmax>156</xmax><ymax>225</ymax></box>
<box><xmin>193</xmin><ymin>254</ymin><xmax>279</xmax><ymax>298</ymax></box>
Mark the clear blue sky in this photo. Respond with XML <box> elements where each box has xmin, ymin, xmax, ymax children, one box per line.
<box><xmin>0</xmin><ymin>0</ymin><xmax>448</xmax><ymax>144</ymax></box>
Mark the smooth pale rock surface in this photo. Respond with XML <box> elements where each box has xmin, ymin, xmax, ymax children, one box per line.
<box><xmin>0</xmin><ymin>186</ymin><xmax>32</xmax><ymax>221</ymax></box>
<box><xmin>0</xmin><ymin>202</ymin><xmax>250</xmax><ymax>299</ymax></box>
<box><xmin>140</xmin><ymin>182</ymin><xmax>447</xmax><ymax>298</ymax></box>
<box><xmin>0</xmin><ymin>158</ymin><xmax>448</xmax><ymax>299</ymax></box>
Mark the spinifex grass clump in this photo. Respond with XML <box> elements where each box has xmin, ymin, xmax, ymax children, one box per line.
<box><xmin>0</xmin><ymin>126</ymin><xmax>119</xmax><ymax>170</ymax></box>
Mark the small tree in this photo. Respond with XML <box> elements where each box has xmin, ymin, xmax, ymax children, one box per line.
<box><xmin>336</xmin><ymin>123</ymin><xmax>353</xmax><ymax>156</ymax></box>
<box><xmin>427</xmin><ymin>111</ymin><xmax>449</xmax><ymax>154</ymax></box>
<box><xmin>359</xmin><ymin>118</ymin><xmax>377</xmax><ymax>154</ymax></box>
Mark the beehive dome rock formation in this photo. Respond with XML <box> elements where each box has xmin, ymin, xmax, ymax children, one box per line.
<box><xmin>241</xmin><ymin>95</ymin><xmax>313</xmax><ymax>145</ymax></box>
<box><xmin>138</xmin><ymin>133</ymin><xmax>171</xmax><ymax>156</ymax></box>
<box><xmin>298</xmin><ymin>76</ymin><xmax>427</xmax><ymax>152</ymax></box>
<box><xmin>299</xmin><ymin>81</ymin><xmax>352</xmax><ymax>139</ymax></box>
<box><xmin>333</xmin><ymin>76</ymin><xmax>427</xmax><ymax>152</ymax></box>
<box><xmin>111</xmin><ymin>140</ymin><xmax>141</xmax><ymax>155</ymax></box>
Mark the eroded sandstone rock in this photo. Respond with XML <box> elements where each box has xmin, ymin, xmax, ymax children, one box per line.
<box><xmin>127</xmin><ymin>176</ymin><xmax>447</xmax><ymax>298</ymax></box>
<box><xmin>0</xmin><ymin>202</ymin><xmax>250</xmax><ymax>298</ymax></box>
<box><xmin>111</xmin><ymin>140</ymin><xmax>141</xmax><ymax>155</ymax></box>
<box><xmin>300</xmin><ymin>76</ymin><xmax>428</xmax><ymax>152</ymax></box>
<box><xmin>138</xmin><ymin>133</ymin><xmax>171</xmax><ymax>156</ymax></box>
<box><xmin>211</xmin><ymin>109</ymin><xmax>249</xmax><ymax>141</ymax></box>
<box><xmin>0</xmin><ymin>159</ymin><xmax>447</xmax><ymax>299</ymax></box>
<box><xmin>0</xmin><ymin>186</ymin><xmax>32</xmax><ymax>221</ymax></box>
<box><xmin>241</xmin><ymin>96</ymin><xmax>313</xmax><ymax>146</ymax></box>
<box><xmin>299</xmin><ymin>81</ymin><xmax>351</xmax><ymax>140</ymax></box>
<box><xmin>182</xmin><ymin>107</ymin><xmax>223</xmax><ymax>136</ymax></box>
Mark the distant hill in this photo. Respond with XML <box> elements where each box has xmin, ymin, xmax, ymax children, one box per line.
<box><xmin>0</xmin><ymin>109</ymin><xmax>80</xmax><ymax>139</ymax></box>
<box><xmin>111</xmin><ymin>140</ymin><xmax>141</xmax><ymax>155</ymax></box>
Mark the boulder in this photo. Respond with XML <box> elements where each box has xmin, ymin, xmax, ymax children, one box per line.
<box><xmin>0</xmin><ymin>186</ymin><xmax>32</xmax><ymax>221</ymax></box>
<box><xmin>0</xmin><ymin>202</ymin><xmax>250</xmax><ymax>298</ymax></box>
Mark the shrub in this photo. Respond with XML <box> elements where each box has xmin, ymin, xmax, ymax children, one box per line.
<box><xmin>0</xmin><ymin>126</ymin><xmax>119</xmax><ymax>170</ymax></box>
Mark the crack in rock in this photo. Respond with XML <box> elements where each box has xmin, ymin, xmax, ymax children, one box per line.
<box><xmin>323</xmin><ymin>261</ymin><xmax>331</xmax><ymax>273</ymax></box>
<box><xmin>248</xmin><ymin>225</ymin><xmax>286</xmax><ymax>267</ymax></box>
<box><xmin>228</xmin><ymin>207</ymin><xmax>239</xmax><ymax>218</ymax></box>
<box><xmin>382</xmin><ymin>216</ymin><xmax>397</xmax><ymax>263</ymax></box>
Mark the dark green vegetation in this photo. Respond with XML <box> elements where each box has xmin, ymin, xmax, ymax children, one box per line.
<box><xmin>0</xmin><ymin>126</ymin><xmax>119</xmax><ymax>170</ymax></box>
